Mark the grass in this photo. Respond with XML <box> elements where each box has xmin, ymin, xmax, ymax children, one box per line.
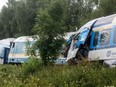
<box><xmin>0</xmin><ymin>59</ymin><xmax>116</xmax><ymax>87</ymax></box>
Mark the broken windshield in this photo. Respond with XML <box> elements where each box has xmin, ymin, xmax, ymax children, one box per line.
<box><xmin>75</xmin><ymin>27</ymin><xmax>89</xmax><ymax>47</ymax></box>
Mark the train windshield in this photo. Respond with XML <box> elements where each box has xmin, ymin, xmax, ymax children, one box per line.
<box><xmin>10</xmin><ymin>41</ymin><xmax>35</xmax><ymax>54</ymax></box>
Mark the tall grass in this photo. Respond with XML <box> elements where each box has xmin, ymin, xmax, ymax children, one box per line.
<box><xmin>0</xmin><ymin>59</ymin><xmax>115</xmax><ymax>87</ymax></box>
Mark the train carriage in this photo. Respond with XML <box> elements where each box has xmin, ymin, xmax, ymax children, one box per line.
<box><xmin>66</xmin><ymin>14</ymin><xmax>116</xmax><ymax>67</ymax></box>
<box><xmin>8</xmin><ymin>36</ymin><xmax>37</xmax><ymax>64</ymax></box>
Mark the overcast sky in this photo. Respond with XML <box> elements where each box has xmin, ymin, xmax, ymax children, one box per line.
<box><xmin>0</xmin><ymin>0</ymin><xmax>8</xmax><ymax>10</ymax></box>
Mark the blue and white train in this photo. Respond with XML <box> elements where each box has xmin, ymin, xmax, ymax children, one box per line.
<box><xmin>66</xmin><ymin>14</ymin><xmax>116</xmax><ymax>67</ymax></box>
<box><xmin>8</xmin><ymin>36</ymin><xmax>37</xmax><ymax>64</ymax></box>
<box><xmin>8</xmin><ymin>36</ymin><xmax>67</xmax><ymax>64</ymax></box>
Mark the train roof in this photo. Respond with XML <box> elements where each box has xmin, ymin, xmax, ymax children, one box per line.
<box><xmin>0</xmin><ymin>38</ymin><xmax>15</xmax><ymax>48</ymax></box>
<box><xmin>93</xmin><ymin>14</ymin><xmax>116</xmax><ymax>28</ymax></box>
<box><xmin>76</xmin><ymin>14</ymin><xmax>116</xmax><ymax>33</ymax></box>
<box><xmin>14</xmin><ymin>36</ymin><xmax>37</xmax><ymax>42</ymax></box>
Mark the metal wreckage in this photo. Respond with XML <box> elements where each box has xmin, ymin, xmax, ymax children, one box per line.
<box><xmin>62</xmin><ymin>14</ymin><xmax>116</xmax><ymax>67</ymax></box>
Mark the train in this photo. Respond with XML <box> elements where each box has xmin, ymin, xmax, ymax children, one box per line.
<box><xmin>65</xmin><ymin>14</ymin><xmax>116</xmax><ymax>67</ymax></box>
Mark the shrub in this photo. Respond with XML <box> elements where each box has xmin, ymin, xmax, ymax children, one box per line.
<box><xmin>21</xmin><ymin>58</ymin><xmax>43</xmax><ymax>75</ymax></box>
<box><xmin>0</xmin><ymin>61</ymin><xmax>116</xmax><ymax>87</ymax></box>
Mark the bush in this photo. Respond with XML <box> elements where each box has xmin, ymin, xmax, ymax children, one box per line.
<box><xmin>21</xmin><ymin>58</ymin><xmax>43</xmax><ymax>75</ymax></box>
<box><xmin>0</xmin><ymin>61</ymin><xmax>116</xmax><ymax>87</ymax></box>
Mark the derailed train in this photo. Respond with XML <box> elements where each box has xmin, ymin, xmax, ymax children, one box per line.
<box><xmin>64</xmin><ymin>14</ymin><xmax>116</xmax><ymax>67</ymax></box>
<box><xmin>1</xmin><ymin>14</ymin><xmax>116</xmax><ymax>66</ymax></box>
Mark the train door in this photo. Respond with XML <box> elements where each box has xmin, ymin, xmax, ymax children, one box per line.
<box><xmin>89</xmin><ymin>30</ymin><xmax>100</xmax><ymax>60</ymax></box>
<box><xmin>3</xmin><ymin>48</ymin><xmax>10</xmax><ymax>64</ymax></box>
<box><xmin>89</xmin><ymin>26</ymin><xmax>116</xmax><ymax>61</ymax></box>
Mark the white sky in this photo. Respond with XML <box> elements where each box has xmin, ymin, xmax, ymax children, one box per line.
<box><xmin>0</xmin><ymin>0</ymin><xmax>8</xmax><ymax>10</ymax></box>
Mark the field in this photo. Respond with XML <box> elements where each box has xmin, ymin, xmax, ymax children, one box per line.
<box><xmin>0</xmin><ymin>59</ymin><xmax>116</xmax><ymax>87</ymax></box>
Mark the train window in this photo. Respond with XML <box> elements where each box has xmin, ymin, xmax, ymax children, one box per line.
<box><xmin>100</xmin><ymin>29</ymin><xmax>110</xmax><ymax>45</ymax></box>
<box><xmin>93</xmin><ymin>32</ymin><xmax>99</xmax><ymax>46</ymax></box>
<box><xmin>113</xmin><ymin>27</ymin><xmax>116</xmax><ymax>43</ymax></box>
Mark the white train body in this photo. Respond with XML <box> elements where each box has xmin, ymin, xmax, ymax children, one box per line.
<box><xmin>8</xmin><ymin>36</ymin><xmax>37</xmax><ymax>64</ymax></box>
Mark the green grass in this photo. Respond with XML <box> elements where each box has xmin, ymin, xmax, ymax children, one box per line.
<box><xmin>0</xmin><ymin>59</ymin><xmax>116</xmax><ymax>87</ymax></box>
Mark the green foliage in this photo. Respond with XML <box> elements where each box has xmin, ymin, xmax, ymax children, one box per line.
<box><xmin>15</xmin><ymin>0</ymin><xmax>38</xmax><ymax>36</ymax></box>
<box><xmin>0</xmin><ymin>0</ymin><xmax>115</xmax><ymax>39</ymax></box>
<box><xmin>0</xmin><ymin>62</ymin><xmax>116</xmax><ymax>87</ymax></box>
<box><xmin>99</xmin><ymin>0</ymin><xmax>116</xmax><ymax>16</ymax></box>
<box><xmin>0</xmin><ymin>0</ymin><xmax>38</xmax><ymax>38</ymax></box>
<box><xmin>21</xmin><ymin>58</ymin><xmax>43</xmax><ymax>76</ymax></box>
<box><xmin>33</xmin><ymin>0</ymin><xmax>66</xmax><ymax>66</ymax></box>
<box><xmin>0</xmin><ymin>0</ymin><xmax>115</xmax><ymax>86</ymax></box>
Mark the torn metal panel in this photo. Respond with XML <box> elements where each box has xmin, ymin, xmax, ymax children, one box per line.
<box><xmin>66</xmin><ymin>20</ymin><xmax>97</xmax><ymax>62</ymax></box>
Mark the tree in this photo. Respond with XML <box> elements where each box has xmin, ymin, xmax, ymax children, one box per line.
<box><xmin>0</xmin><ymin>5</ymin><xmax>16</xmax><ymax>38</ymax></box>
<box><xmin>14</xmin><ymin>0</ymin><xmax>38</xmax><ymax>36</ymax></box>
<box><xmin>99</xmin><ymin>0</ymin><xmax>116</xmax><ymax>16</ymax></box>
<box><xmin>0</xmin><ymin>13</ymin><xmax>5</xmax><ymax>39</ymax></box>
<box><xmin>63</xmin><ymin>0</ymin><xmax>99</xmax><ymax>31</ymax></box>
<box><xmin>33</xmin><ymin>0</ymin><xmax>66</xmax><ymax>65</ymax></box>
<box><xmin>0</xmin><ymin>0</ymin><xmax>38</xmax><ymax>38</ymax></box>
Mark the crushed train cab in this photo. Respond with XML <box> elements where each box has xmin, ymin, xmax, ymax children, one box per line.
<box><xmin>66</xmin><ymin>14</ymin><xmax>116</xmax><ymax>67</ymax></box>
